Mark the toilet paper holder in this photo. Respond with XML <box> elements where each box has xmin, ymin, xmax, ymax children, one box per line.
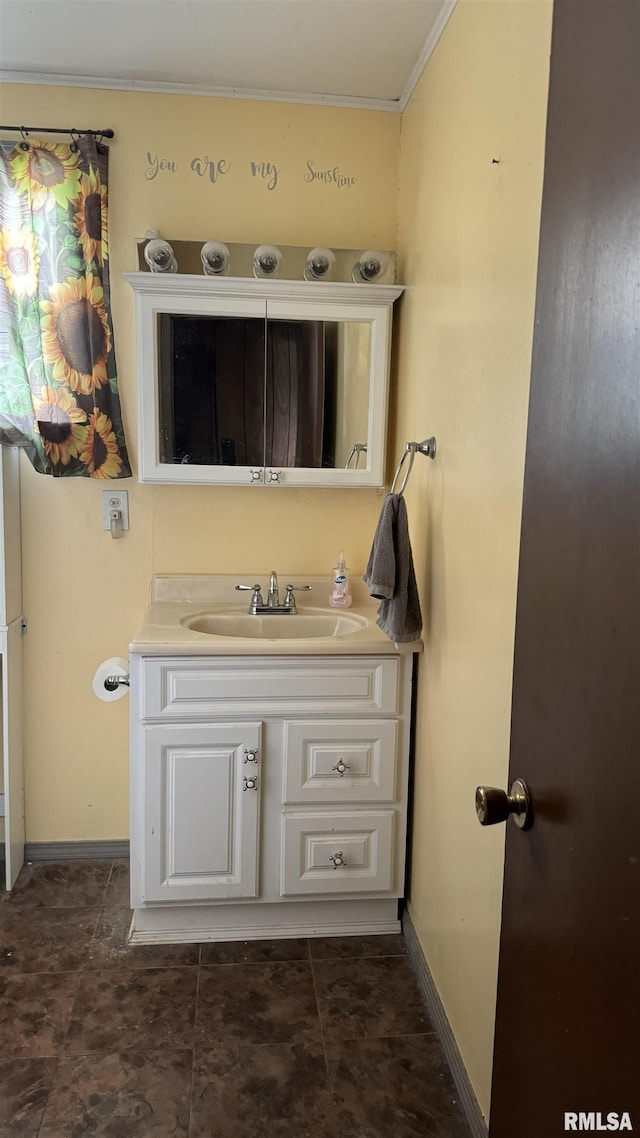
<box><xmin>104</xmin><ymin>673</ymin><xmax>130</xmax><ymax>691</ymax></box>
<box><xmin>93</xmin><ymin>657</ymin><xmax>130</xmax><ymax>702</ymax></box>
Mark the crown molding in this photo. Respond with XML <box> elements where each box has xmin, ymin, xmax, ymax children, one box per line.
<box><xmin>0</xmin><ymin>69</ymin><xmax>402</xmax><ymax>114</ymax></box>
<box><xmin>398</xmin><ymin>0</ymin><xmax>458</xmax><ymax>111</ymax></box>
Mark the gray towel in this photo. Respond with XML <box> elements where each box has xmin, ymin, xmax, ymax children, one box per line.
<box><xmin>363</xmin><ymin>493</ymin><xmax>422</xmax><ymax>643</ymax></box>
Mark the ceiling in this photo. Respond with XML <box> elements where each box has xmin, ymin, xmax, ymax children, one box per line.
<box><xmin>0</xmin><ymin>0</ymin><xmax>456</xmax><ymax>112</ymax></box>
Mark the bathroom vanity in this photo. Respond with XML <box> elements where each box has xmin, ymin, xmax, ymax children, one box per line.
<box><xmin>128</xmin><ymin>575</ymin><xmax>420</xmax><ymax>943</ymax></box>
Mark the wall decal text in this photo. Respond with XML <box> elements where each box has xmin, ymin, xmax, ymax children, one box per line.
<box><xmin>250</xmin><ymin>161</ymin><xmax>279</xmax><ymax>191</ymax></box>
<box><xmin>304</xmin><ymin>161</ymin><xmax>357</xmax><ymax>189</ymax></box>
<box><xmin>145</xmin><ymin>153</ymin><xmax>178</xmax><ymax>180</ymax></box>
<box><xmin>142</xmin><ymin>153</ymin><xmax>362</xmax><ymax>192</ymax></box>
<box><xmin>190</xmin><ymin>156</ymin><xmax>231</xmax><ymax>183</ymax></box>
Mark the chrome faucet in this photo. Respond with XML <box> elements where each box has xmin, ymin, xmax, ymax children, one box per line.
<box><xmin>235</xmin><ymin>573</ymin><xmax>312</xmax><ymax>614</ymax></box>
<box><xmin>268</xmin><ymin>570</ymin><xmax>280</xmax><ymax>608</ymax></box>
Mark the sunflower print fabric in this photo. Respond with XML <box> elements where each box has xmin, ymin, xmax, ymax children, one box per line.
<box><xmin>0</xmin><ymin>135</ymin><xmax>130</xmax><ymax>478</ymax></box>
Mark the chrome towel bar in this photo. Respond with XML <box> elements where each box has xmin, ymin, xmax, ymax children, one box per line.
<box><xmin>390</xmin><ymin>438</ymin><xmax>437</xmax><ymax>495</ymax></box>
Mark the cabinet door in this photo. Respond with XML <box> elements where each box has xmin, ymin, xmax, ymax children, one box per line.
<box><xmin>1</xmin><ymin>617</ymin><xmax>25</xmax><ymax>890</ymax></box>
<box><xmin>135</xmin><ymin>286</ymin><xmax>267</xmax><ymax>484</ymax></box>
<box><xmin>265</xmin><ymin>297</ymin><xmax>391</xmax><ymax>487</ymax></box>
<box><xmin>143</xmin><ymin>722</ymin><xmax>261</xmax><ymax>901</ymax></box>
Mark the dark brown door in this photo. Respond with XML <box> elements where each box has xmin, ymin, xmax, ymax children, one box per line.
<box><xmin>488</xmin><ymin>2</ymin><xmax>640</xmax><ymax>1134</ymax></box>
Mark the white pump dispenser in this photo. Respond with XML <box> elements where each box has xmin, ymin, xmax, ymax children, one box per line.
<box><xmin>329</xmin><ymin>551</ymin><xmax>352</xmax><ymax>608</ymax></box>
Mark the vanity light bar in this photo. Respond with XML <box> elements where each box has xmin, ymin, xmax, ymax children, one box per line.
<box><xmin>136</xmin><ymin>238</ymin><xmax>396</xmax><ymax>284</ymax></box>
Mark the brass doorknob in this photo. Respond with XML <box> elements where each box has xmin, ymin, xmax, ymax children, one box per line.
<box><xmin>475</xmin><ymin>779</ymin><xmax>533</xmax><ymax>830</ymax></box>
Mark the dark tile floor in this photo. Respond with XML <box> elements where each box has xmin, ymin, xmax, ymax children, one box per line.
<box><xmin>0</xmin><ymin>860</ymin><xmax>472</xmax><ymax>1137</ymax></box>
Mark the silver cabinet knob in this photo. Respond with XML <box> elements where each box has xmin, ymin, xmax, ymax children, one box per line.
<box><xmin>329</xmin><ymin>851</ymin><xmax>346</xmax><ymax>868</ymax></box>
<box><xmin>243</xmin><ymin>749</ymin><xmax>258</xmax><ymax>764</ymax></box>
<box><xmin>243</xmin><ymin>776</ymin><xmax>258</xmax><ymax>791</ymax></box>
<box><xmin>249</xmin><ymin>469</ymin><xmax>263</xmax><ymax>483</ymax></box>
<box><xmin>267</xmin><ymin>469</ymin><xmax>281</xmax><ymax>483</ymax></box>
<box><xmin>331</xmin><ymin>759</ymin><xmax>350</xmax><ymax>776</ymax></box>
<box><xmin>475</xmin><ymin>778</ymin><xmax>532</xmax><ymax>830</ymax></box>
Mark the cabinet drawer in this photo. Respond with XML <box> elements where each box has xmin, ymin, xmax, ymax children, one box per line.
<box><xmin>282</xmin><ymin>720</ymin><xmax>398</xmax><ymax>804</ymax></box>
<box><xmin>142</xmin><ymin>657</ymin><xmax>398</xmax><ymax>719</ymax></box>
<box><xmin>281</xmin><ymin>810</ymin><xmax>395</xmax><ymax>896</ymax></box>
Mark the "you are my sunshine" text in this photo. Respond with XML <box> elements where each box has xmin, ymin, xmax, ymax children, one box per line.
<box><xmin>144</xmin><ymin>153</ymin><xmax>357</xmax><ymax>191</ymax></box>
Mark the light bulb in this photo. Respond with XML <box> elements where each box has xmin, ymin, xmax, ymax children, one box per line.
<box><xmin>201</xmin><ymin>241</ymin><xmax>230</xmax><ymax>276</ymax></box>
<box><xmin>351</xmin><ymin>249</ymin><xmax>391</xmax><ymax>284</ymax></box>
<box><xmin>253</xmin><ymin>244</ymin><xmax>282</xmax><ymax>278</ymax></box>
<box><xmin>304</xmin><ymin>247</ymin><xmax>336</xmax><ymax>281</ymax></box>
<box><xmin>144</xmin><ymin>238</ymin><xmax>177</xmax><ymax>274</ymax></box>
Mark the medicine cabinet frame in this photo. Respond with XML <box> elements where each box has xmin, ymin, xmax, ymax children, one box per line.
<box><xmin>125</xmin><ymin>273</ymin><xmax>404</xmax><ymax>487</ymax></box>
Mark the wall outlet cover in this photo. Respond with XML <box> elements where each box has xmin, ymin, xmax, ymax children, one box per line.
<box><xmin>101</xmin><ymin>490</ymin><xmax>130</xmax><ymax>531</ymax></box>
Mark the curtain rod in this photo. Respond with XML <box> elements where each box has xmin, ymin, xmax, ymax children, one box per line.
<box><xmin>0</xmin><ymin>125</ymin><xmax>114</xmax><ymax>139</ymax></box>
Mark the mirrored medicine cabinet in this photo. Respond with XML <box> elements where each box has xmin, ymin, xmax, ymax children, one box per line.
<box><xmin>125</xmin><ymin>248</ymin><xmax>403</xmax><ymax>487</ymax></box>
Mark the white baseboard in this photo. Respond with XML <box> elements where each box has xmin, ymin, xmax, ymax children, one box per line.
<box><xmin>403</xmin><ymin>908</ymin><xmax>488</xmax><ymax>1138</ymax></box>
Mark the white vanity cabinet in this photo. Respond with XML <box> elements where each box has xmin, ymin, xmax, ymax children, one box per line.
<box><xmin>129</xmin><ymin>651</ymin><xmax>415</xmax><ymax>944</ymax></box>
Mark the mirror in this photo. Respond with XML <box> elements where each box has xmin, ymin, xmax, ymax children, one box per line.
<box><xmin>158</xmin><ymin>313</ymin><xmax>372</xmax><ymax>470</ymax></box>
<box><xmin>126</xmin><ymin>268</ymin><xmax>402</xmax><ymax>486</ymax></box>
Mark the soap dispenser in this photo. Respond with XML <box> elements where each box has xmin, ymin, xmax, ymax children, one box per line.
<box><xmin>329</xmin><ymin>551</ymin><xmax>352</xmax><ymax>608</ymax></box>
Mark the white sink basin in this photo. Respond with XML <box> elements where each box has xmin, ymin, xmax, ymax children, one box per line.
<box><xmin>182</xmin><ymin>609</ymin><xmax>368</xmax><ymax>640</ymax></box>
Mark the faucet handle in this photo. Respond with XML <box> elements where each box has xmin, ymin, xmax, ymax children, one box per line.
<box><xmin>283</xmin><ymin>584</ymin><xmax>312</xmax><ymax>611</ymax></box>
<box><xmin>235</xmin><ymin>583</ymin><xmax>264</xmax><ymax>611</ymax></box>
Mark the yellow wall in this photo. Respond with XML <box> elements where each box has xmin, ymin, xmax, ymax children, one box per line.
<box><xmin>0</xmin><ymin>82</ymin><xmax>400</xmax><ymax>841</ymax></box>
<box><xmin>395</xmin><ymin>0</ymin><xmax>552</xmax><ymax>1117</ymax></box>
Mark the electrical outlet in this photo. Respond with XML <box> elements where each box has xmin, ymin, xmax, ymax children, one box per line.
<box><xmin>101</xmin><ymin>490</ymin><xmax>129</xmax><ymax>531</ymax></box>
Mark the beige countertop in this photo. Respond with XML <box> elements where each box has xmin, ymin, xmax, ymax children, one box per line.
<box><xmin>129</xmin><ymin>575</ymin><xmax>423</xmax><ymax>657</ymax></box>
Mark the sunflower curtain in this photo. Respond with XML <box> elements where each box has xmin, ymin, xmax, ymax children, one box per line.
<box><xmin>0</xmin><ymin>135</ymin><xmax>131</xmax><ymax>478</ymax></box>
